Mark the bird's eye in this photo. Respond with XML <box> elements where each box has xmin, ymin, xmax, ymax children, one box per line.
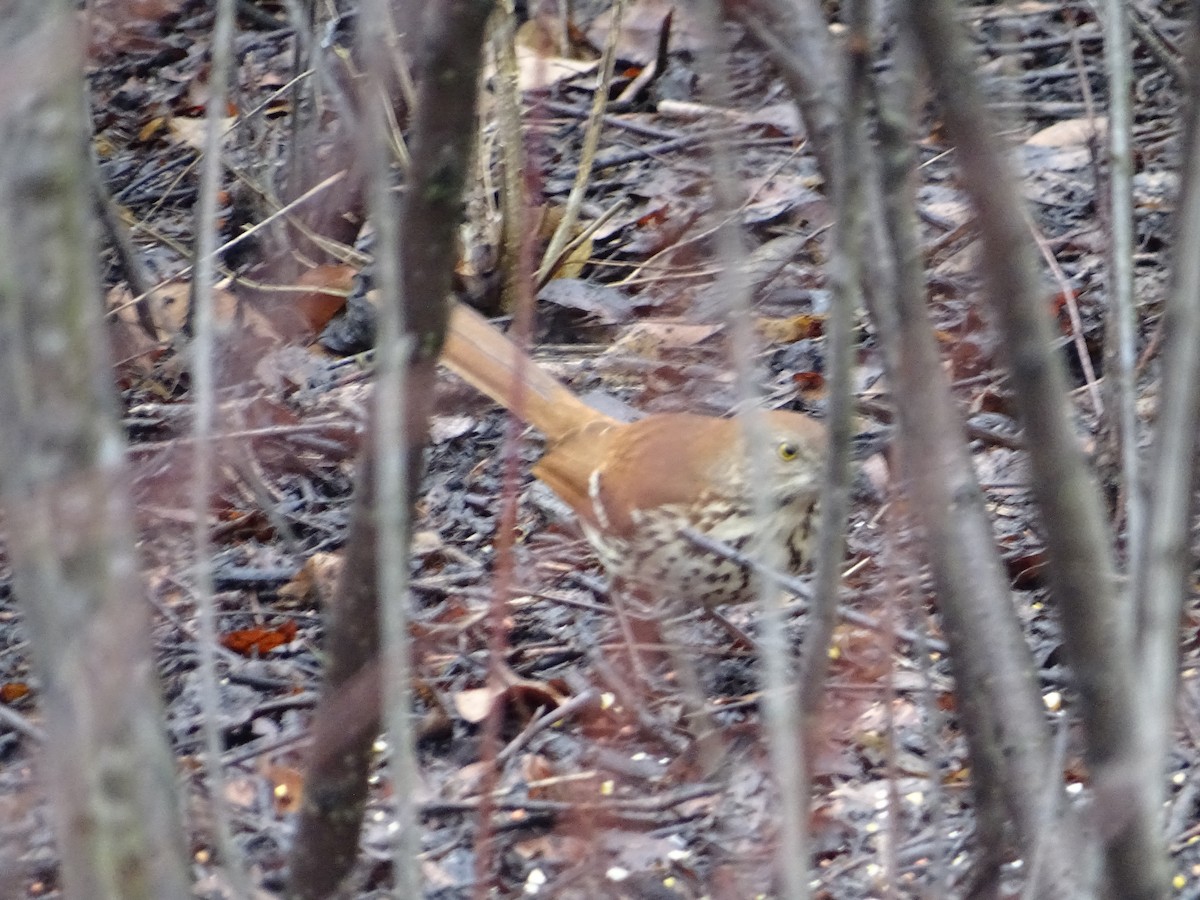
<box><xmin>778</xmin><ymin>441</ymin><xmax>799</xmax><ymax>461</ymax></box>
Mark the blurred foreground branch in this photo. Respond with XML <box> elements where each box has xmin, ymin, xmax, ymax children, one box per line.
<box><xmin>903</xmin><ymin>1</ymin><xmax>1163</xmax><ymax>896</ymax></box>
<box><xmin>286</xmin><ymin>1</ymin><xmax>492</xmax><ymax>896</ymax></box>
<box><xmin>0</xmin><ymin>3</ymin><xmax>190</xmax><ymax>897</ymax></box>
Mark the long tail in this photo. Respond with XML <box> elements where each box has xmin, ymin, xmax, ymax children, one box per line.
<box><xmin>441</xmin><ymin>303</ymin><xmax>613</xmax><ymax>443</ymax></box>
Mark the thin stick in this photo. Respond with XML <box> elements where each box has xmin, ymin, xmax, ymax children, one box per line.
<box><xmin>188</xmin><ymin>0</ymin><xmax>252</xmax><ymax>887</ymax></box>
<box><xmin>536</xmin><ymin>0</ymin><xmax>627</xmax><ymax>285</ymax></box>
<box><xmin>361</xmin><ymin>0</ymin><xmax>420</xmax><ymax>889</ymax></box>
<box><xmin>1098</xmin><ymin>0</ymin><xmax>1143</xmax><ymax>580</ymax></box>
<box><xmin>689</xmin><ymin>1</ymin><xmax>807</xmax><ymax>895</ymax></box>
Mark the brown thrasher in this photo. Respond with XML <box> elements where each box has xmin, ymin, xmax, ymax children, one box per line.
<box><xmin>440</xmin><ymin>304</ymin><xmax>828</xmax><ymax>607</ymax></box>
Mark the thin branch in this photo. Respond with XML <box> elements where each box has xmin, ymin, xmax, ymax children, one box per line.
<box><xmin>361</xmin><ymin>0</ymin><xmax>419</xmax><ymax>890</ymax></box>
<box><xmin>1133</xmin><ymin>6</ymin><xmax>1200</xmax><ymax>889</ymax></box>
<box><xmin>902</xmin><ymin>1</ymin><xmax>1161</xmax><ymax>895</ymax></box>
<box><xmin>0</xmin><ymin>4</ymin><xmax>191</xmax><ymax>895</ymax></box>
<box><xmin>1099</xmin><ymin>0</ymin><xmax>1143</xmax><ymax>581</ymax></box>
<box><xmin>535</xmin><ymin>0</ymin><xmax>626</xmax><ymax>286</ymax></box>
<box><xmin>286</xmin><ymin>0</ymin><xmax>493</xmax><ymax>894</ymax></box>
<box><xmin>188</xmin><ymin>0</ymin><xmax>252</xmax><ymax>887</ymax></box>
<box><xmin>690</xmin><ymin>0</ymin><xmax>808</xmax><ymax>895</ymax></box>
<box><xmin>796</xmin><ymin>6</ymin><xmax>865</xmax><ymax>882</ymax></box>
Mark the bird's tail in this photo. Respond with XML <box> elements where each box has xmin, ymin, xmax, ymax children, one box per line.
<box><xmin>440</xmin><ymin>303</ymin><xmax>613</xmax><ymax>443</ymax></box>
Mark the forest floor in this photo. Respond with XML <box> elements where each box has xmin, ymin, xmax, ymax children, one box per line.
<box><xmin>0</xmin><ymin>0</ymin><xmax>1193</xmax><ymax>897</ymax></box>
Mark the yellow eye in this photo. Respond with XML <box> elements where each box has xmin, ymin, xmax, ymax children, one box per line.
<box><xmin>778</xmin><ymin>441</ymin><xmax>799</xmax><ymax>461</ymax></box>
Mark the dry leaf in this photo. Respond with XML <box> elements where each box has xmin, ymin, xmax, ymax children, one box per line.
<box><xmin>263</xmin><ymin>763</ymin><xmax>305</xmax><ymax>815</ymax></box>
<box><xmin>278</xmin><ymin>553</ymin><xmax>343</xmax><ymax>607</ymax></box>
<box><xmin>0</xmin><ymin>682</ymin><xmax>30</xmax><ymax>704</ymax></box>
<box><xmin>220</xmin><ymin>620</ymin><xmax>299</xmax><ymax>656</ymax></box>
<box><xmin>757</xmin><ymin>314</ymin><xmax>826</xmax><ymax>344</ymax></box>
<box><xmin>168</xmin><ymin>115</ymin><xmax>236</xmax><ymax>151</ymax></box>
<box><xmin>1025</xmin><ymin>116</ymin><xmax>1107</xmax><ymax>148</ymax></box>
<box><xmin>609</xmin><ymin>321</ymin><xmax>721</xmax><ymax>357</ymax></box>
<box><xmin>289</xmin><ymin>264</ymin><xmax>355</xmax><ymax>335</ymax></box>
<box><xmin>453</xmin><ymin>671</ymin><xmax>566</xmax><ymax>725</ymax></box>
<box><xmin>453</xmin><ymin>684</ymin><xmax>504</xmax><ymax>724</ymax></box>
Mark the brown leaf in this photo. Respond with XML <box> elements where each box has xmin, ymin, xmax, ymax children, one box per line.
<box><xmin>220</xmin><ymin>620</ymin><xmax>299</xmax><ymax>656</ymax></box>
<box><xmin>1025</xmin><ymin>117</ymin><xmax>1107</xmax><ymax>148</ymax></box>
<box><xmin>278</xmin><ymin>552</ymin><xmax>343</xmax><ymax>607</ymax></box>
<box><xmin>1005</xmin><ymin>548</ymin><xmax>1048</xmax><ymax>589</ymax></box>
<box><xmin>0</xmin><ymin>682</ymin><xmax>30</xmax><ymax>704</ymax></box>
<box><xmin>290</xmin><ymin>264</ymin><xmax>356</xmax><ymax>335</ymax></box>
<box><xmin>757</xmin><ymin>313</ymin><xmax>826</xmax><ymax>343</ymax></box>
<box><xmin>85</xmin><ymin>0</ymin><xmax>187</xmax><ymax>60</ymax></box>
<box><xmin>453</xmin><ymin>670</ymin><xmax>567</xmax><ymax>725</ymax></box>
<box><xmin>263</xmin><ymin>763</ymin><xmax>305</xmax><ymax>815</ymax></box>
<box><xmin>792</xmin><ymin>370</ymin><xmax>826</xmax><ymax>402</ymax></box>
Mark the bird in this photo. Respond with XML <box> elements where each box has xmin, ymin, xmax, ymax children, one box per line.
<box><xmin>439</xmin><ymin>303</ymin><xmax>828</xmax><ymax>608</ymax></box>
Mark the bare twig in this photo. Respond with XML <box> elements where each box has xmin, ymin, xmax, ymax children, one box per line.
<box><xmin>1098</xmin><ymin>0</ymin><xmax>1143</xmax><ymax>582</ymax></box>
<box><xmin>536</xmin><ymin>0</ymin><xmax>626</xmax><ymax>286</ymax></box>
<box><xmin>473</xmin><ymin>13</ymin><xmax>540</xmax><ymax>896</ymax></box>
<box><xmin>798</xmin><ymin>0</ymin><xmax>866</xmax><ymax>722</ymax></box>
<box><xmin>792</xmin><ymin>0</ymin><xmax>865</xmax><ymax>882</ymax></box>
<box><xmin>903</xmin><ymin>1</ymin><xmax>1160</xmax><ymax>894</ymax></box>
<box><xmin>1132</xmin><ymin>11</ymin><xmax>1200</xmax><ymax>895</ymax></box>
<box><xmin>870</xmin><ymin>24</ymin><xmax>1074</xmax><ymax>890</ymax></box>
<box><xmin>1025</xmin><ymin>214</ymin><xmax>1103</xmax><ymax>417</ymax></box>
<box><xmin>287</xmin><ymin>1</ymin><xmax>493</xmax><ymax>895</ymax></box>
<box><xmin>91</xmin><ymin>161</ymin><xmax>160</xmax><ymax>338</ymax></box>
<box><xmin>361</xmin><ymin>0</ymin><xmax>419</xmax><ymax>890</ymax></box>
<box><xmin>691</xmin><ymin>0</ymin><xmax>808</xmax><ymax>894</ymax></box>
<box><xmin>0</xmin><ymin>3</ymin><xmax>191</xmax><ymax>897</ymax></box>
<box><xmin>187</xmin><ymin>0</ymin><xmax>251</xmax><ymax>887</ymax></box>
<box><xmin>723</xmin><ymin>0</ymin><xmax>841</xmax><ymax>188</ymax></box>
<box><xmin>493</xmin><ymin>0</ymin><xmax>528</xmax><ymax>310</ymax></box>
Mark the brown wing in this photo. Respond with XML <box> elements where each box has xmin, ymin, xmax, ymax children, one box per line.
<box><xmin>585</xmin><ymin>414</ymin><xmax>742</xmax><ymax>536</ymax></box>
<box><xmin>583</xmin><ymin>411</ymin><xmax>827</xmax><ymax>537</ymax></box>
<box><xmin>531</xmin><ymin>420</ymin><xmax>622</xmax><ymax>527</ymax></box>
